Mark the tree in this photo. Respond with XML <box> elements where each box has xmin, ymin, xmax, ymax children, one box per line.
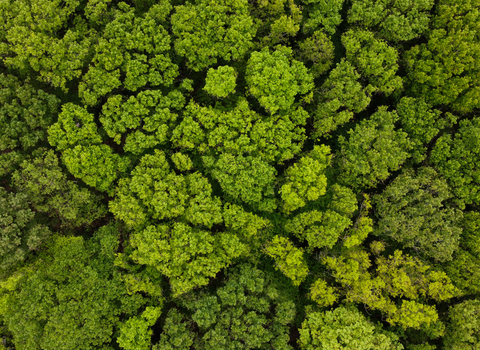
<box><xmin>285</xmin><ymin>210</ymin><xmax>351</xmax><ymax>250</ymax></box>
<box><xmin>100</xmin><ymin>89</ymin><xmax>185</xmax><ymax>154</ymax></box>
<box><xmin>110</xmin><ymin>150</ymin><xmax>223</xmax><ymax>230</ymax></box>
<box><xmin>338</xmin><ymin>106</ymin><xmax>411</xmax><ymax>189</ymax></box>
<box><xmin>404</xmin><ymin>0</ymin><xmax>480</xmax><ymax>113</ymax></box>
<box><xmin>2</xmin><ymin>227</ymin><xmax>148</xmax><ymax>350</ymax></box>
<box><xmin>0</xmin><ymin>187</ymin><xmax>51</xmax><ymax>275</ymax></box>
<box><xmin>313</xmin><ymin>59</ymin><xmax>371</xmax><ymax>136</ymax></box>
<box><xmin>445</xmin><ymin>212</ymin><xmax>480</xmax><ymax>295</ymax></box>
<box><xmin>203</xmin><ymin>66</ymin><xmax>237</xmax><ymax>98</ymax></box>
<box><xmin>171</xmin><ymin>99</ymin><xmax>309</xmax><ymax>163</ymax></box>
<box><xmin>297</xmin><ymin>30</ymin><xmax>335</xmax><ymax>78</ymax></box>
<box><xmin>12</xmin><ymin>150</ymin><xmax>107</xmax><ymax>228</ymax></box>
<box><xmin>0</xmin><ymin>0</ymin><xmax>94</xmax><ymax>90</ymax></box>
<box><xmin>47</xmin><ymin>103</ymin><xmax>102</xmax><ymax>151</ymax></box>
<box><xmin>203</xmin><ymin>153</ymin><xmax>278</xmax><ymax>212</ymax></box>
<box><xmin>396</xmin><ymin>97</ymin><xmax>445</xmax><ymax>163</ymax></box>
<box><xmin>62</xmin><ymin>144</ymin><xmax>130</xmax><ymax>194</ymax></box>
<box><xmin>154</xmin><ymin>309</ymin><xmax>195</xmax><ymax>350</ymax></box>
<box><xmin>301</xmin><ymin>0</ymin><xmax>345</xmax><ymax>35</ymax></box>
<box><xmin>79</xmin><ymin>2</ymin><xmax>178</xmax><ymax>106</ymax></box>
<box><xmin>431</xmin><ymin>117</ymin><xmax>480</xmax><ymax>207</ymax></box>
<box><xmin>323</xmin><ymin>244</ymin><xmax>457</xmax><ymax>329</ymax></box>
<box><xmin>342</xmin><ymin>29</ymin><xmax>403</xmax><ymax>95</ymax></box>
<box><xmin>246</xmin><ymin>46</ymin><xmax>314</xmax><ymax>114</ymax></box>
<box><xmin>348</xmin><ymin>0</ymin><xmax>434</xmax><ymax>42</ymax></box>
<box><xmin>444</xmin><ymin>299</ymin><xmax>480</xmax><ymax>349</ymax></box>
<box><xmin>129</xmin><ymin>222</ymin><xmax>246</xmax><ymax>296</ymax></box>
<box><xmin>373</xmin><ymin>167</ymin><xmax>463</xmax><ymax>262</ymax></box>
<box><xmin>0</xmin><ymin>74</ymin><xmax>60</xmax><ymax>177</ymax></box>
<box><xmin>279</xmin><ymin>145</ymin><xmax>331</xmax><ymax>213</ymax></box>
<box><xmin>299</xmin><ymin>305</ymin><xmax>403</xmax><ymax>350</ymax></box>
<box><xmin>175</xmin><ymin>263</ymin><xmax>296</xmax><ymax>349</ymax></box>
<box><xmin>171</xmin><ymin>0</ymin><xmax>256</xmax><ymax>71</ymax></box>
<box><xmin>264</xmin><ymin>235</ymin><xmax>309</xmax><ymax>286</ymax></box>
<box><xmin>117</xmin><ymin>306</ymin><xmax>162</xmax><ymax>350</ymax></box>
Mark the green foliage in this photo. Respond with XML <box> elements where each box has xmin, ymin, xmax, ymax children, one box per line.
<box><xmin>444</xmin><ymin>299</ymin><xmax>480</xmax><ymax>349</ymax></box>
<box><xmin>299</xmin><ymin>305</ymin><xmax>403</xmax><ymax>350</ymax></box>
<box><xmin>0</xmin><ymin>0</ymin><xmax>94</xmax><ymax>89</ymax></box>
<box><xmin>178</xmin><ymin>263</ymin><xmax>296</xmax><ymax>349</ymax></box>
<box><xmin>314</xmin><ymin>59</ymin><xmax>371</xmax><ymax>136</ymax></box>
<box><xmin>172</xmin><ymin>0</ymin><xmax>256</xmax><ymax>71</ymax></box>
<box><xmin>302</xmin><ymin>0</ymin><xmax>345</xmax><ymax>35</ymax></box>
<box><xmin>79</xmin><ymin>2</ymin><xmax>178</xmax><ymax>105</ymax></box>
<box><xmin>0</xmin><ymin>74</ymin><xmax>60</xmax><ymax>177</ymax></box>
<box><xmin>204</xmin><ymin>66</ymin><xmax>237</xmax><ymax>98</ymax></box>
<box><xmin>342</xmin><ymin>194</ymin><xmax>373</xmax><ymax>248</ymax></box>
<box><xmin>0</xmin><ymin>187</ymin><xmax>51</xmax><ymax>275</ymax></box>
<box><xmin>246</xmin><ymin>46</ymin><xmax>314</xmax><ymax>114</ymax></box>
<box><xmin>204</xmin><ymin>153</ymin><xmax>278</xmax><ymax>212</ymax></box>
<box><xmin>280</xmin><ymin>145</ymin><xmax>331</xmax><ymax>213</ymax></box>
<box><xmin>154</xmin><ymin>309</ymin><xmax>194</xmax><ymax>350</ymax></box>
<box><xmin>404</xmin><ymin>0</ymin><xmax>480</xmax><ymax>113</ymax></box>
<box><xmin>12</xmin><ymin>150</ymin><xmax>107</xmax><ymax>228</ymax></box>
<box><xmin>118</xmin><ymin>306</ymin><xmax>162</xmax><ymax>350</ymax></box>
<box><xmin>172</xmin><ymin>99</ymin><xmax>308</xmax><ymax>163</ymax></box>
<box><xmin>110</xmin><ymin>150</ymin><xmax>223</xmax><ymax>229</ymax></box>
<box><xmin>47</xmin><ymin>103</ymin><xmax>102</xmax><ymax>151</ymax></box>
<box><xmin>171</xmin><ymin>152</ymin><xmax>193</xmax><ymax>172</ymax></box>
<box><xmin>2</xmin><ymin>232</ymin><xmax>147</xmax><ymax>350</ymax></box>
<box><xmin>348</xmin><ymin>0</ymin><xmax>434</xmax><ymax>42</ymax></box>
<box><xmin>130</xmin><ymin>222</ymin><xmax>246</xmax><ymax>296</ymax></box>
<box><xmin>324</xmin><ymin>247</ymin><xmax>456</xmax><ymax>329</ymax></box>
<box><xmin>100</xmin><ymin>89</ymin><xmax>184</xmax><ymax>154</ymax></box>
<box><xmin>309</xmin><ymin>278</ymin><xmax>338</xmax><ymax>307</ymax></box>
<box><xmin>285</xmin><ymin>210</ymin><xmax>351</xmax><ymax>249</ymax></box>
<box><xmin>298</xmin><ymin>30</ymin><xmax>334</xmax><ymax>77</ymax></box>
<box><xmin>396</xmin><ymin>97</ymin><xmax>444</xmax><ymax>163</ymax></box>
<box><xmin>445</xmin><ymin>212</ymin><xmax>480</xmax><ymax>295</ymax></box>
<box><xmin>338</xmin><ymin>106</ymin><xmax>411</xmax><ymax>189</ymax></box>
<box><xmin>431</xmin><ymin>117</ymin><xmax>480</xmax><ymax>207</ymax></box>
<box><xmin>264</xmin><ymin>235</ymin><xmax>309</xmax><ymax>285</ymax></box>
<box><xmin>342</xmin><ymin>29</ymin><xmax>403</xmax><ymax>95</ymax></box>
<box><xmin>63</xmin><ymin>144</ymin><xmax>130</xmax><ymax>194</ymax></box>
<box><xmin>374</xmin><ymin>167</ymin><xmax>462</xmax><ymax>262</ymax></box>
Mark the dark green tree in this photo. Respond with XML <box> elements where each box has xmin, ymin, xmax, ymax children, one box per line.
<box><xmin>338</xmin><ymin>106</ymin><xmax>411</xmax><ymax>189</ymax></box>
<box><xmin>1</xmin><ymin>226</ymin><xmax>148</xmax><ymax>350</ymax></box>
<box><xmin>374</xmin><ymin>167</ymin><xmax>463</xmax><ymax>262</ymax></box>
<box><xmin>0</xmin><ymin>187</ymin><xmax>51</xmax><ymax>275</ymax></box>
<box><xmin>0</xmin><ymin>74</ymin><xmax>60</xmax><ymax>177</ymax></box>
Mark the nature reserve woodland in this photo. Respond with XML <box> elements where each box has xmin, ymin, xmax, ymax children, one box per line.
<box><xmin>0</xmin><ymin>0</ymin><xmax>480</xmax><ymax>348</ymax></box>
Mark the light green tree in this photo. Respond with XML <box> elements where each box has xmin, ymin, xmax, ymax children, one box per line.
<box><xmin>79</xmin><ymin>2</ymin><xmax>178</xmax><ymax>105</ymax></box>
<box><xmin>342</xmin><ymin>29</ymin><xmax>403</xmax><ymax>95</ymax></box>
<box><xmin>280</xmin><ymin>145</ymin><xmax>331</xmax><ymax>213</ymax></box>
<box><xmin>204</xmin><ymin>66</ymin><xmax>237</xmax><ymax>98</ymax></box>
<box><xmin>313</xmin><ymin>59</ymin><xmax>371</xmax><ymax>136</ymax></box>
<box><xmin>348</xmin><ymin>0</ymin><xmax>434</xmax><ymax>42</ymax></box>
<box><xmin>171</xmin><ymin>0</ymin><xmax>256</xmax><ymax>71</ymax></box>
<box><xmin>299</xmin><ymin>305</ymin><xmax>404</xmax><ymax>350</ymax></box>
<box><xmin>264</xmin><ymin>235</ymin><xmax>309</xmax><ymax>286</ymax></box>
<box><xmin>246</xmin><ymin>46</ymin><xmax>314</xmax><ymax>114</ymax></box>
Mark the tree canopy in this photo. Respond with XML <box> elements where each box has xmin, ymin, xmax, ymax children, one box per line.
<box><xmin>0</xmin><ymin>0</ymin><xmax>478</xmax><ymax>348</ymax></box>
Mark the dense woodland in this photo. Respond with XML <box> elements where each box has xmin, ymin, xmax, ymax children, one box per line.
<box><xmin>0</xmin><ymin>0</ymin><xmax>479</xmax><ymax>348</ymax></box>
